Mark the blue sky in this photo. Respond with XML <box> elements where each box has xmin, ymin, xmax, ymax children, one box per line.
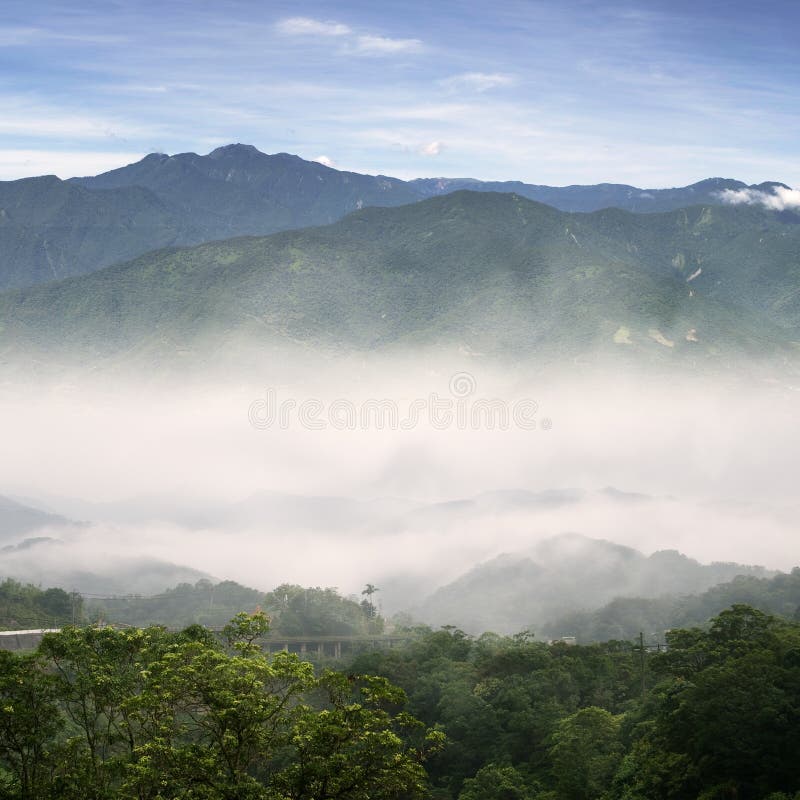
<box><xmin>1</xmin><ymin>0</ymin><xmax>798</xmax><ymax>185</ymax></box>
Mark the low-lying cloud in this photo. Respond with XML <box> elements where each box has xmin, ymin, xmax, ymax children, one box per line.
<box><xmin>717</xmin><ymin>184</ymin><xmax>800</xmax><ymax>211</ymax></box>
<box><xmin>2</xmin><ymin>358</ymin><xmax>799</xmax><ymax>615</ymax></box>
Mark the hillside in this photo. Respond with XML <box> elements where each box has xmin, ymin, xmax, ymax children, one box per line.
<box><xmin>72</xmin><ymin>144</ymin><xmax>420</xmax><ymax>240</ymax></box>
<box><xmin>541</xmin><ymin>567</ymin><xmax>800</xmax><ymax>642</ymax></box>
<box><xmin>0</xmin><ymin>191</ymin><xmax>798</xmax><ymax>370</ymax></box>
<box><xmin>410</xmin><ymin>176</ymin><xmax>790</xmax><ymax>213</ymax></box>
<box><xmin>1</xmin><ymin>144</ymin><xmax>792</xmax><ymax>291</ymax></box>
<box><xmin>413</xmin><ymin>533</ymin><xmax>772</xmax><ymax>634</ymax></box>
<box><xmin>0</xmin><ymin>176</ymin><xmax>180</xmax><ymax>289</ymax></box>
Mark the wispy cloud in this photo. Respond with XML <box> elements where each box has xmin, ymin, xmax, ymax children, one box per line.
<box><xmin>275</xmin><ymin>17</ymin><xmax>351</xmax><ymax>37</ymax></box>
<box><xmin>273</xmin><ymin>17</ymin><xmax>421</xmax><ymax>58</ymax></box>
<box><xmin>717</xmin><ymin>185</ymin><xmax>800</xmax><ymax>211</ymax></box>
<box><xmin>0</xmin><ymin>149</ymin><xmax>145</xmax><ymax>180</ymax></box>
<box><xmin>313</xmin><ymin>155</ymin><xmax>336</xmax><ymax>168</ymax></box>
<box><xmin>439</xmin><ymin>72</ymin><xmax>516</xmax><ymax>92</ymax></box>
<box><xmin>0</xmin><ymin>24</ymin><xmax>125</xmax><ymax>46</ymax></box>
<box><xmin>353</xmin><ymin>34</ymin><xmax>422</xmax><ymax>55</ymax></box>
<box><xmin>419</xmin><ymin>141</ymin><xmax>443</xmax><ymax>156</ymax></box>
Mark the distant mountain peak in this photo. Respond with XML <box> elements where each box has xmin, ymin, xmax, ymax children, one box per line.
<box><xmin>208</xmin><ymin>143</ymin><xmax>263</xmax><ymax>159</ymax></box>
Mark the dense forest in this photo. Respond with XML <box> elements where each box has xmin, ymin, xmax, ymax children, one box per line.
<box><xmin>1</xmin><ymin>605</ymin><xmax>799</xmax><ymax>798</ymax></box>
<box><xmin>83</xmin><ymin>581</ymin><xmax>383</xmax><ymax>637</ymax></box>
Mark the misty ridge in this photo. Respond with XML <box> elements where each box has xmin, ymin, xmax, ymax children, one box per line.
<box><xmin>1</xmin><ymin>355</ymin><xmax>798</xmax><ymax>634</ymax></box>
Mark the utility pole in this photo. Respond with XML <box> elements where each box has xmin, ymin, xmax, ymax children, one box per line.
<box><xmin>639</xmin><ymin>631</ymin><xmax>646</xmax><ymax>699</ymax></box>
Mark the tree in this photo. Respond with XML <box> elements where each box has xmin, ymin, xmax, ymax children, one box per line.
<box><xmin>0</xmin><ymin>651</ymin><xmax>62</xmax><ymax>799</ymax></box>
<box><xmin>360</xmin><ymin>584</ymin><xmax>379</xmax><ymax>620</ymax></box>
<box><xmin>458</xmin><ymin>763</ymin><xmax>537</xmax><ymax>800</ymax></box>
<box><xmin>548</xmin><ymin>706</ymin><xmax>624</xmax><ymax>800</ymax></box>
<box><xmin>0</xmin><ymin>616</ymin><xmax>441</xmax><ymax>800</ymax></box>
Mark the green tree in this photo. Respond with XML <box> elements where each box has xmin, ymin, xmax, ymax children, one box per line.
<box><xmin>0</xmin><ymin>651</ymin><xmax>62</xmax><ymax>799</ymax></box>
<box><xmin>0</xmin><ymin>615</ymin><xmax>440</xmax><ymax>800</ymax></box>
<box><xmin>458</xmin><ymin>763</ymin><xmax>537</xmax><ymax>800</ymax></box>
<box><xmin>548</xmin><ymin>706</ymin><xmax>623</xmax><ymax>800</ymax></box>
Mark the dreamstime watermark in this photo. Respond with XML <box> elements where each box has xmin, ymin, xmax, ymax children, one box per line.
<box><xmin>248</xmin><ymin>372</ymin><xmax>552</xmax><ymax>432</ymax></box>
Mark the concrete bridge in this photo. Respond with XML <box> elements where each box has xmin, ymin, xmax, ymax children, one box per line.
<box><xmin>0</xmin><ymin>628</ymin><xmax>412</xmax><ymax>657</ymax></box>
<box><xmin>0</xmin><ymin>628</ymin><xmax>60</xmax><ymax>652</ymax></box>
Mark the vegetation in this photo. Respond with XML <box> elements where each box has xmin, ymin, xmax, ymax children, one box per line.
<box><xmin>3</xmin><ymin>144</ymin><xmax>776</xmax><ymax>293</ymax></box>
<box><xmin>2</xmin><ymin>190</ymin><xmax>799</xmax><ymax>370</ymax></box>
<box><xmin>87</xmin><ymin>580</ymin><xmax>265</xmax><ymax>630</ymax></box>
<box><xmin>263</xmin><ymin>584</ymin><xmax>384</xmax><ymax>637</ymax></box>
<box><xmin>0</xmin><ymin>579</ymin><xmax>82</xmax><ymax>630</ymax></box>
<box><xmin>543</xmin><ymin>566</ymin><xmax>800</xmax><ymax>642</ymax></box>
<box><xmin>3</xmin><ymin>584</ymin><xmax>800</xmax><ymax>798</ymax></box>
<box><xmin>0</xmin><ymin>614</ymin><xmax>444</xmax><ymax>799</ymax></box>
<box><xmin>349</xmin><ymin>606</ymin><xmax>800</xmax><ymax>799</ymax></box>
<box><xmin>86</xmin><ymin>581</ymin><xmax>385</xmax><ymax>637</ymax></box>
<box><xmin>416</xmin><ymin>535</ymin><xmax>771</xmax><ymax>635</ymax></box>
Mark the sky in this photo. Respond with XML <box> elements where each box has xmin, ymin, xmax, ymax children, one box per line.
<box><xmin>1</xmin><ymin>0</ymin><xmax>799</xmax><ymax>186</ymax></box>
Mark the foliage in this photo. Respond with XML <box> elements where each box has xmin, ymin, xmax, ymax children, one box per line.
<box><xmin>0</xmin><ymin>615</ymin><xmax>441</xmax><ymax>799</ymax></box>
<box><xmin>86</xmin><ymin>579</ymin><xmax>265</xmax><ymax>630</ymax></box>
<box><xmin>545</xmin><ymin>567</ymin><xmax>800</xmax><ymax>643</ymax></box>
<box><xmin>2</xmin><ymin>604</ymin><xmax>798</xmax><ymax>799</ymax></box>
<box><xmin>3</xmin><ymin>190</ymin><xmax>799</xmax><ymax>369</ymax></box>
<box><xmin>263</xmin><ymin>584</ymin><xmax>385</xmax><ymax>636</ymax></box>
<box><xmin>0</xmin><ymin>579</ymin><xmax>82</xmax><ymax>629</ymax></box>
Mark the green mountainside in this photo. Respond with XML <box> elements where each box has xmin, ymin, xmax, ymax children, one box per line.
<box><xmin>71</xmin><ymin>144</ymin><xmax>419</xmax><ymax>235</ymax></box>
<box><xmin>0</xmin><ymin>175</ymin><xmax>181</xmax><ymax>289</ymax></box>
<box><xmin>542</xmin><ymin>567</ymin><xmax>800</xmax><ymax>642</ymax></box>
<box><xmin>0</xmin><ymin>143</ymin><xmax>791</xmax><ymax>291</ymax></box>
<box><xmin>0</xmin><ymin>190</ymin><xmax>798</xmax><ymax>370</ymax></box>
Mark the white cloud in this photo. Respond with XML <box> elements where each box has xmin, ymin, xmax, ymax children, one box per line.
<box><xmin>275</xmin><ymin>17</ymin><xmax>351</xmax><ymax>37</ymax></box>
<box><xmin>314</xmin><ymin>155</ymin><xmax>336</xmax><ymax>168</ymax></box>
<box><xmin>717</xmin><ymin>185</ymin><xmax>800</xmax><ymax>211</ymax></box>
<box><xmin>0</xmin><ymin>149</ymin><xmax>145</xmax><ymax>180</ymax></box>
<box><xmin>0</xmin><ymin>25</ymin><xmax>126</xmax><ymax>47</ymax></box>
<box><xmin>419</xmin><ymin>141</ymin><xmax>443</xmax><ymax>156</ymax></box>
<box><xmin>439</xmin><ymin>72</ymin><xmax>516</xmax><ymax>92</ymax></box>
<box><xmin>354</xmin><ymin>35</ymin><xmax>422</xmax><ymax>55</ymax></box>
<box><xmin>274</xmin><ymin>19</ymin><xmax>421</xmax><ymax>58</ymax></box>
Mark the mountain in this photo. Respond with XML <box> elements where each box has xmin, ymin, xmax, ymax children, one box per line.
<box><xmin>0</xmin><ymin>146</ymin><xmax>418</xmax><ymax>291</ymax></box>
<box><xmin>0</xmin><ymin>175</ymin><xmax>180</xmax><ymax>290</ymax></box>
<box><xmin>0</xmin><ymin>143</ymin><xmax>791</xmax><ymax>291</ymax></box>
<box><xmin>71</xmin><ymin>144</ymin><xmax>420</xmax><ymax>236</ymax></box>
<box><xmin>413</xmin><ymin>533</ymin><xmax>773</xmax><ymax>635</ymax></box>
<box><xmin>1</xmin><ymin>190</ymin><xmax>798</xmax><ymax>371</ymax></box>
<box><xmin>541</xmin><ymin>567</ymin><xmax>800</xmax><ymax>643</ymax></box>
<box><xmin>0</xmin><ymin>535</ymin><xmax>211</xmax><ymax>595</ymax></box>
<box><xmin>409</xmin><ymin>176</ymin><xmax>791</xmax><ymax>213</ymax></box>
<box><xmin>0</xmin><ymin>495</ymin><xmax>76</xmax><ymax>543</ymax></box>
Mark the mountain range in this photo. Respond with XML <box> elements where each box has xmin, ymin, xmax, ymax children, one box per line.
<box><xmin>1</xmin><ymin>188</ymin><xmax>799</xmax><ymax>370</ymax></box>
<box><xmin>413</xmin><ymin>533</ymin><xmax>773</xmax><ymax>635</ymax></box>
<box><xmin>0</xmin><ymin>143</ymin><xmax>790</xmax><ymax>292</ymax></box>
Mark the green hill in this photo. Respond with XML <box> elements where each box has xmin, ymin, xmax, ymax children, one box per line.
<box><xmin>0</xmin><ymin>175</ymin><xmax>180</xmax><ymax>290</ymax></box>
<box><xmin>0</xmin><ymin>191</ymin><xmax>798</xmax><ymax>370</ymax></box>
<box><xmin>1</xmin><ymin>143</ymin><xmax>792</xmax><ymax>292</ymax></box>
<box><xmin>412</xmin><ymin>533</ymin><xmax>771</xmax><ymax>634</ymax></box>
<box><xmin>542</xmin><ymin>567</ymin><xmax>800</xmax><ymax>642</ymax></box>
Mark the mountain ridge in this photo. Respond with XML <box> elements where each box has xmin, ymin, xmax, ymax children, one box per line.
<box><xmin>1</xmin><ymin>189</ymin><xmax>798</xmax><ymax>371</ymax></box>
<box><xmin>1</xmin><ymin>143</ymin><xmax>792</xmax><ymax>291</ymax></box>
<box><xmin>413</xmin><ymin>532</ymin><xmax>774</xmax><ymax>634</ymax></box>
